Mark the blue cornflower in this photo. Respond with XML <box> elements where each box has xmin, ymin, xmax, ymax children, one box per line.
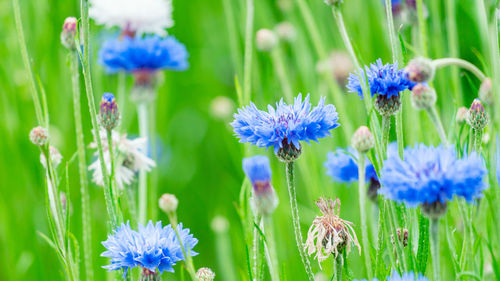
<box><xmin>347</xmin><ymin>59</ymin><xmax>415</xmax><ymax>99</ymax></box>
<box><xmin>355</xmin><ymin>271</ymin><xmax>429</xmax><ymax>281</ymax></box>
<box><xmin>102</xmin><ymin>221</ymin><xmax>198</xmax><ymax>276</ymax></box>
<box><xmin>243</xmin><ymin>155</ymin><xmax>272</xmax><ymax>184</ymax></box>
<box><xmin>324</xmin><ymin>148</ymin><xmax>377</xmax><ymax>183</ymax></box>
<box><xmin>231</xmin><ymin>94</ymin><xmax>340</xmax><ymax>156</ymax></box>
<box><xmin>99</xmin><ymin>35</ymin><xmax>188</xmax><ymax>73</ymax></box>
<box><xmin>379</xmin><ymin>144</ymin><xmax>487</xmax><ymax>211</ymax></box>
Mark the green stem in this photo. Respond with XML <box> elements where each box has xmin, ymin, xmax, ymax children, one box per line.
<box><xmin>335</xmin><ymin>256</ymin><xmax>343</xmax><ymax>281</ymax></box>
<box><xmin>172</xmin><ymin>222</ymin><xmax>198</xmax><ymax>280</ymax></box>
<box><xmin>430</xmin><ymin>218</ymin><xmax>440</xmax><ymax>281</ymax></box>
<box><xmin>331</xmin><ymin>7</ymin><xmax>360</xmax><ymax>70</ymax></box>
<box><xmin>242</xmin><ymin>0</ymin><xmax>254</xmax><ymax>105</ymax></box>
<box><xmin>395</xmin><ymin>111</ymin><xmax>404</xmax><ymax>158</ymax></box>
<box><xmin>425</xmin><ymin>106</ymin><xmax>448</xmax><ymax>145</ymax></box>
<box><xmin>384</xmin><ymin>0</ymin><xmax>400</xmax><ymax>62</ymax></box>
<box><xmin>106</xmin><ymin>129</ymin><xmax>121</xmax><ymax>225</ymax></box>
<box><xmin>388</xmin><ymin>203</ymin><xmax>407</xmax><ymax>272</ymax></box>
<box><xmin>79</xmin><ymin>0</ymin><xmax>118</xmax><ymax>228</ymax></box>
<box><xmin>11</xmin><ymin>0</ymin><xmax>44</xmax><ymax>126</ymax></box>
<box><xmin>433</xmin><ymin>58</ymin><xmax>487</xmax><ymax>82</ymax></box>
<box><xmin>270</xmin><ymin>48</ymin><xmax>294</xmax><ymax>102</ymax></box>
<box><xmin>137</xmin><ymin>103</ymin><xmax>149</xmax><ymax>225</ymax></box>
<box><xmin>263</xmin><ymin>216</ymin><xmax>279</xmax><ymax>281</ymax></box>
<box><xmin>473</xmin><ymin>128</ymin><xmax>483</xmax><ymax>153</ymax></box>
<box><xmin>357</xmin><ymin>153</ymin><xmax>373</xmax><ymax>279</ymax></box>
<box><xmin>285</xmin><ymin>162</ymin><xmax>315</xmax><ymax>281</ymax></box>
<box><xmin>416</xmin><ymin>0</ymin><xmax>428</xmax><ymax>56</ymax></box>
<box><xmin>381</xmin><ymin>116</ymin><xmax>391</xmax><ymax>156</ymax></box>
<box><xmin>253</xmin><ymin>216</ymin><xmax>261</xmax><ymax>280</ymax></box>
<box><xmin>70</xmin><ymin>51</ymin><xmax>94</xmax><ymax>281</ymax></box>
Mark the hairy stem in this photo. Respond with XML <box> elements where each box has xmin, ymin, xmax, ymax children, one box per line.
<box><xmin>425</xmin><ymin>106</ymin><xmax>448</xmax><ymax>146</ymax></box>
<box><xmin>430</xmin><ymin>218</ymin><xmax>440</xmax><ymax>281</ymax></box>
<box><xmin>137</xmin><ymin>103</ymin><xmax>149</xmax><ymax>225</ymax></box>
<box><xmin>285</xmin><ymin>162</ymin><xmax>315</xmax><ymax>281</ymax></box>
<box><xmin>357</xmin><ymin>153</ymin><xmax>373</xmax><ymax>279</ymax></box>
<box><xmin>263</xmin><ymin>216</ymin><xmax>279</xmax><ymax>281</ymax></box>
<box><xmin>433</xmin><ymin>58</ymin><xmax>487</xmax><ymax>82</ymax></box>
<box><xmin>381</xmin><ymin>116</ymin><xmax>391</xmax><ymax>157</ymax></box>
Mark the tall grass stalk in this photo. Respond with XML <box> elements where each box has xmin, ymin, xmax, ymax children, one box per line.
<box><xmin>285</xmin><ymin>162</ymin><xmax>315</xmax><ymax>281</ymax></box>
<box><xmin>79</xmin><ymin>0</ymin><xmax>119</xmax><ymax>228</ymax></box>
<box><xmin>357</xmin><ymin>153</ymin><xmax>373</xmax><ymax>279</ymax></box>
<box><xmin>70</xmin><ymin>51</ymin><xmax>94</xmax><ymax>281</ymax></box>
<box><xmin>425</xmin><ymin>106</ymin><xmax>448</xmax><ymax>145</ymax></box>
<box><xmin>270</xmin><ymin>48</ymin><xmax>293</xmax><ymax>102</ymax></box>
<box><xmin>137</xmin><ymin>102</ymin><xmax>149</xmax><ymax>225</ymax></box>
<box><xmin>242</xmin><ymin>0</ymin><xmax>254</xmax><ymax>105</ymax></box>
<box><xmin>263</xmin><ymin>216</ymin><xmax>279</xmax><ymax>281</ymax></box>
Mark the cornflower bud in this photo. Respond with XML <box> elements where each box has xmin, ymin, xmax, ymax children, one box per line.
<box><xmin>323</xmin><ymin>0</ymin><xmax>343</xmax><ymax>7</ymax></box>
<box><xmin>243</xmin><ymin>156</ymin><xmax>278</xmax><ymax>216</ymax></box>
<box><xmin>479</xmin><ymin>78</ymin><xmax>493</xmax><ymax>105</ymax></box>
<box><xmin>61</xmin><ymin>17</ymin><xmax>78</xmax><ymax>50</ymax></box>
<box><xmin>467</xmin><ymin>99</ymin><xmax>488</xmax><ymax>130</ymax></box>
<box><xmin>351</xmin><ymin>126</ymin><xmax>374</xmax><ymax>154</ymax></box>
<box><xmin>196</xmin><ymin>267</ymin><xmax>216</xmax><ymax>281</ymax></box>
<box><xmin>256</xmin><ymin>29</ymin><xmax>278</xmax><ymax>52</ymax></box>
<box><xmin>410</xmin><ymin>83</ymin><xmax>436</xmax><ymax>110</ymax></box>
<box><xmin>405</xmin><ymin>57</ymin><xmax>435</xmax><ymax>83</ymax></box>
<box><xmin>456</xmin><ymin>107</ymin><xmax>468</xmax><ymax>124</ymax></box>
<box><xmin>30</xmin><ymin>126</ymin><xmax>49</xmax><ymax>146</ymax></box>
<box><xmin>374</xmin><ymin>95</ymin><xmax>401</xmax><ymax>117</ymax></box>
<box><xmin>275</xmin><ymin>22</ymin><xmax>297</xmax><ymax>42</ymax></box>
<box><xmin>99</xmin><ymin>93</ymin><xmax>120</xmax><ymax>131</ymax></box>
<box><xmin>159</xmin><ymin>193</ymin><xmax>179</xmax><ymax>214</ymax></box>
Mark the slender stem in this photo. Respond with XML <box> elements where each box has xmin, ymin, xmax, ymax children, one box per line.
<box><xmin>388</xmin><ymin>203</ymin><xmax>407</xmax><ymax>272</ymax></box>
<box><xmin>253</xmin><ymin>216</ymin><xmax>261</xmax><ymax>280</ymax></box>
<box><xmin>416</xmin><ymin>0</ymin><xmax>428</xmax><ymax>56</ymax></box>
<box><xmin>381</xmin><ymin>116</ymin><xmax>391</xmax><ymax>156</ymax></box>
<box><xmin>395</xmin><ymin>111</ymin><xmax>404</xmax><ymax>158</ymax></box>
<box><xmin>137</xmin><ymin>103</ymin><xmax>149</xmax><ymax>225</ymax></box>
<box><xmin>430</xmin><ymin>218</ymin><xmax>440</xmax><ymax>281</ymax></box>
<box><xmin>270</xmin><ymin>48</ymin><xmax>294</xmax><ymax>102</ymax></box>
<box><xmin>384</xmin><ymin>0</ymin><xmax>400</xmax><ymax>63</ymax></box>
<box><xmin>331</xmin><ymin>7</ymin><xmax>360</xmax><ymax>70</ymax></box>
<box><xmin>242</xmin><ymin>0</ymin><xmax>254</xmax><ymax>105</ymax></box>
<box><xmin>473</xmin><ymin>128</ymin><xmax>483</xmax><ymax>153</ymax></box>
<box><xmin>70</xmin><ymin>51</ymin><xmax>94</xmax><ymax>281</ymax></box>
<box><xmin>433</xmin><ymin>58</ymin><xmax>487</xmax><ymax>82</ymax></box>
<box><xmin>79</xmin><ymin>0</ymin><xmax>118</xmax><ymax>228</ymax></box>
<box><xmin>425</xmin><ymin>106</ymin><xmax>448</xmax><ymax>145</ymax></box>
<box><xmin>11</xmin><ymin>0</ymin><xmax>44</xmax><ymax>126</ymax></box>
<box><xmin>106</xmin><ymin>129</ymin><xmax>121</xmax><ymax>224</ymax></box>
<box><xmin>263</xmin><ymin>216</ymin><xmax>279</xmax><ymax>281</ymax></box>
<box><xmin>335</xmin><ymin>256</ymin><xmax>343</xmax><ymax>281</ymax></box>
<box><xmin>357</xmin><ymin>153</ymin><xmax>373</xmax><ymax>279</ymax></box>
<box><xmin>172</xmin><ymin>222</ymin><xmax>198</xmax><ymax>280</ymax></box>
<box><xmin>285</xmin><ymin>162</ymin><xmax>315</xmax><ymax>281</ymax></box>
<box><xmin>222</xmin><ymin>0</ymin><xmax>242</xmax><ymax>76</ymax></box>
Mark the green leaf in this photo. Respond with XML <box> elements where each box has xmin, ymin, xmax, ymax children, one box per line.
<box><xmin>416</xmin><ymin>212</ymin><xmax>429</xmax><ymax>274</ymax></box>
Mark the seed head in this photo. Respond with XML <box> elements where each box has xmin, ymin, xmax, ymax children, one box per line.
<box><xmin>196</xmin><ymin>267</ymin><xmax>215</xmax><ymax>281</ymax></box>
<box><xmin>159</xmin><ymin>193</ymin><xmax>178</xmax><ymax>214</ymax></box>
<box><xmin>467</xmin><ymin>99</ymin><xmax>488</xmax><ymax>130</ymax></box>
<box><xmin>405</xmin><ymin>57</ymin><xmax>435</xmax><ymax>83</ymax></box>
<box><xmin>351</xmin><ymin>126</ymin><xmax>374</xmax><ymax>153</ymax></box>
<box><xmin>30</xmin><ymin>126</ymin><xmax>49</xmax><ymax>146</ymax></box>
<box><xmin>410</xmin><ymin>83</ymin><xmax>436</xmax><ymax>110</ymax></box>
<box><xmin>99</xmin><ymin>93</ymin><xmax>121</xmax><ymax>131</ymax></box>
<box><xmin>256</xmin><ymin>29</ymin><xmax>278</xmax><ymax>52</ymax></box>
<box><xmin>61</xmin><ymin>17</ymin><xmax>78</xmax><ymax>50</ymax></box>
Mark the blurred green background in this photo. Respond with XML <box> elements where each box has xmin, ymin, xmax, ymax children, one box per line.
<box><xmin>0</xmin><ymin>0</ymin><xmax>497</xmax><ymax>280</ymax></box>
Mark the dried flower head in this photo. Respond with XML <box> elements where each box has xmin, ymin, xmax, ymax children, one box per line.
<box><xmin>196</xmin><ymin>267</ymin><xmax>215</xmax><ymax>281</ymax></box>
<box><xmin>305</xmin><ymin>198</ymin><xmax>360</xmax><ymax>267</ymax></box>
<box><xmin>30</xmin><ymin>126</ymin><xmax>49</xmax><ymax>146</ymax></box>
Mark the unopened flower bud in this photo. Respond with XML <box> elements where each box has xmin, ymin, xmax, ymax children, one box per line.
<box><xmin>323</xmin><ymin>0</ymin><xmax>343</xmax><ymax>7</ymax></box>
<box><xmin>405</xmin><ymin>57</ymin><xmax>435</xmax><ymax>83</ymax></box>
<box><xmin>375</xmin><ymin>95</ymin><xmax>401</xmax><ymax>116</ymax></box>
<box><xmin>256</xmin><ymin>29</ymin><xmax>278</xmax><ymax>52</ymax></box>
<box><xmin>467</xmin><ymin>99</ymin><xmax>488</xmax><ymax>130</ymax></box>
<box><xmin>479</xmin><ymin>78</ymin><xmax>494</xmax><ymax>105</ymax></box>
<box><xmin>196</xmin><ymin>267</ymin><xmax>215</xmax><ymax>281</ymax></box>
<box><xmin>410</xmin><ymin>83</ymin><xmax>436</xmax><ymax>110</ymax></box>
<box><xmin>159</xmin><ymin>193</ymin><xmax>178</xmax><ymax>214</ymax></box>
<box><xmin>99</xmin><ymin>93</ymin><xmax>120</xmax><ymax>131</ymax></box>
<box><xmin>352</xmin><ymin>126</ymin><xmax>374</xmax><ymax>153</ymax></box>
<box><xmin>30</xmin><ymin>126</ymin><xmax>49</xmax><ymax>146</ymax></box>
<box><xmin>243</xmin><ymin>156</ymin><xmax>278</xmax><ymax>215</ymax></box>
<box><xmin>456</xmin><ymin>107</ymin><xmax>468</xmax><ymax>124</ymax></box>
<box><xmin>275</xmin><ymin>22</ymin><xmax>297</xmax><ymax>42</ymax></box>
<box><xmin>61</xmin><ymin>17</ymin><xmax>78</xmax><ymax>50</ymax></box>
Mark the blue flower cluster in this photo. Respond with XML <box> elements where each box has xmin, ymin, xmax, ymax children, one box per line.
<box><xmin>347</xmin><ymin>59</ymin><xmax>415</xmax><ymax>99</ymax></box>
<box><xmin>379</xmin><ymin>144</ymin><xmax>487</xmax><ymax>207</ymax></box>
<box><xmin>99</xmin><ymin>35</ymin><xmax>189</xmax><ymax>73</ymax></box>
<box><xmin>324</xmin><ymin>148</ymin><xmax>378</xmax><ymax>183</ymax></box>
<box><xmin>243</xmin><ymin>155</ymin><xmax>272</xmax><ymax>184</ymax></box>
<box><xmin>356</xmin><ymin>271</ymin><xmax>429</xmax><ymax>281</ymax></box>
<box><xmin>101</xmin><ymin>221</ymin><xmax>198</xmax><ymax>276</ymax></box>
<box><xmin>231</xmin><ymin>94</ymin><xmax>340</xmax><ymax>154</ymax></box>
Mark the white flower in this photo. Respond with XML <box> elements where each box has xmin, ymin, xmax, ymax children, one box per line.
<box><xmin>89</xmin><ymin>0</ymin><xmax>173</xmax><ymax>35</ymax></box>
<box><xmin>89</xmin><ymin>130</ymin><xmax>156</xmax><ymax>190</ymax></box>
<box><xmin>40</xmin><ymin>146</ymin><xmax>63</xmax><ymax>169</ymax></box>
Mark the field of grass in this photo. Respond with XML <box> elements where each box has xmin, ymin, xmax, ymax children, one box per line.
<box><xmin>1</xmin><ymin>0</ymin><xmax>500</xmax><ymax>280</ymax></box>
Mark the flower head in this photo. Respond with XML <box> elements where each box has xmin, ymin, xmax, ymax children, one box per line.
<box><xmin>102</xmin><ymin>221</ymin><xmax>198</xmax><ymax>276</ymax></box>
<box><xmin>89</xmin><ymin>130</ymin><xmax>156</xmax><ymax>189</ymax></box>
<box><xmin>89</xmin><ymin>0</ymin><xmax>173</xmax><ymax>35</ymax></box>
<box><xmin>352</xmin><ymin>126</ymin><xmax>374</xmax><ymax>153</ymax></box>
<box><xmin>347</xmin><ymin>59</ymin><xmax>415</xmax><ymax>99</ymax></box>
<box><xmin>355</xmin><ymin>271</ymin><xmax>428</xmax><ymax>281</ymax></box>
<box><xmin>243</xmin><ymin>155</ymin><xmax>278</xmax><ymax>215</ymax></box>
<box><xmin>305</xmin><ymin>198</ymin><xmax>360</xmax><ymax>267</ymax></box>
<box><xmin>99</xmin><ymin>35</ymin><xmax>188</xmax><ymax>74</ymax></box>
<box><xmin>379</xmin><ymin>144</ymin><xmax>487</xmax><ymax>217</ymax></box>
<box><xmin>30</xmin><ymin>126</ymin><xmax>49</xmax><ymax>146</ymax></box>
<box><xmin>61</xmin><ymin>17</ymin><xmax>78</xmax><ymax>50</ymax></box>
<box><xmin>231</xmin><ymin>94</ymin><xmax>340</xmax><ymax>159</ymax></box>
<box><xmin>467</xmin><ymin>99</ymin><xmax>488</xmax><ymax>130</ymax></box>
<box><xmin>324</xmin><ymin>148</ymin><xmax>378</xmax><ymax>183</ymax></box>
<box><xmin>159</xmin><ymin>194</ymin><xmax>178</xmax><ymax>214</ymax></box>
<box><xmin>99</xmin><ymin>93</ymin><xmax>121</xmax><ymax>131</ymax></box>
<box><xmin>196</xmin><ymin>267</ymin><xmax>216</xmax><ymax>281</ymax></box>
